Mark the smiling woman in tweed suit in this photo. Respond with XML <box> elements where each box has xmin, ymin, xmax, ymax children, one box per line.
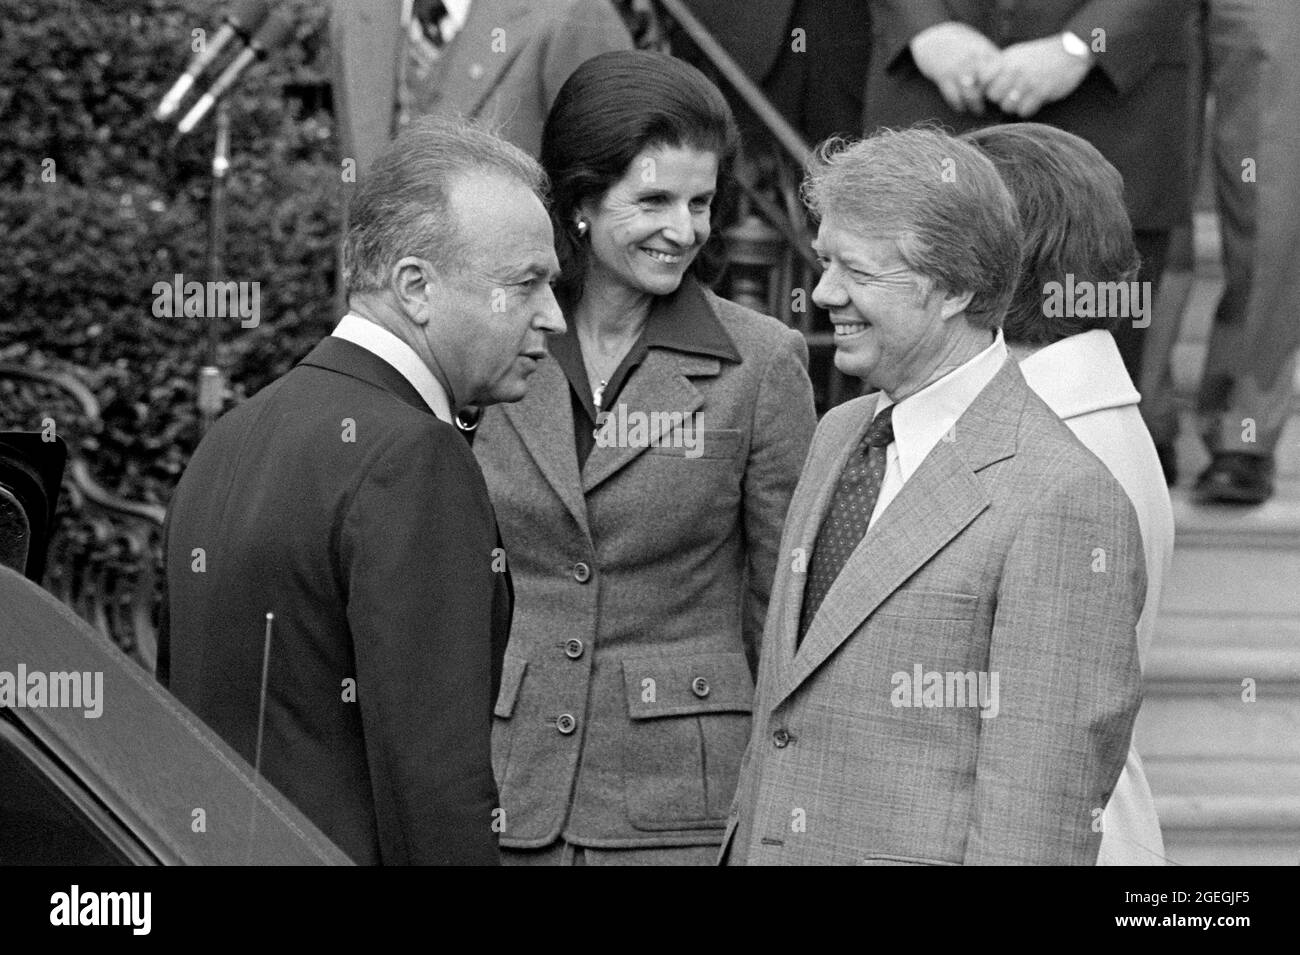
<box><xmin>473</xmin><ymin>51</ymin><xmax>816</xmax><ymax>865</ymax></box>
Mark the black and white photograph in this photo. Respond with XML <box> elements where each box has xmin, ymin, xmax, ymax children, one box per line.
<box><xmin>0</xmin><ymin>0</ymin><xmax>1294</xmax><ymax>931</ymax></box>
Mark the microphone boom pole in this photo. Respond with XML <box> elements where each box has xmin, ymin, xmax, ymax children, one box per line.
<box><xmin>154</xmin><ymin>0</ymin><xmax>271</xmax><ymax>121</ymax></box>
<box><xmin>177</xmin><ymin>8</ymin><xmax>297</xmax><ymax>136</ymax></box>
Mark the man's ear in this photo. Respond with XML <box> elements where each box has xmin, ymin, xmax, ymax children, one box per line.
<box><xmin>391</xmin><ymin>256</ymin><xmax>433</xmax><ymax>325</ymax></box>
<box><xmin>939</xmin><ymin>286</ymin><xmax>975</xmax><ymax>321</ymax></box>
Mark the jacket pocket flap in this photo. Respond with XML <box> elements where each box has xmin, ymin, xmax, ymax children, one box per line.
<box><xmin>494</xmin><ymin>655</ymin><xmax>527</xmax><ymax>718</ymax></box>
<box><xmin>645</xmin><ymin>428</ymin><xmax>742</xmax><ymax>460</ymax></box>
<box><xmin>622</xmin><ymin>652</ymin><xmax>754</xmax><ymax>719</ymax></box>
<box><xmin>873</xmin><ymin>590</ymin><xmax>979</xmax><ymax>621</ymax></box>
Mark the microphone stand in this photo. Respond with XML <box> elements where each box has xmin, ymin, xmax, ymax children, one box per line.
<box><xmin>197</xmin><ymin>101</ymin><xmax>231</xmax><ymax>436</ymax></box>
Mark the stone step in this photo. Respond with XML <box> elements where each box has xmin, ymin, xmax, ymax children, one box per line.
<box><xmin>1144</xmin><ymin>760</ymin><xmax>1300</xmax><ymax>865</ymax></box>
<box><xmin>1131</xmin><ymin>200</ymin><xmax>1300</xmax><ymax>866</ymax></box>
<box><xmin>1139</xmin><ymin>528</ymin><xmax>1300</xmax><ymax>864</ymax></box>
<box><xmin>1146</xmin><ymin>614</ymin><xmax>1300</xmax><ymax>683</ymax></box>
<box><xmin>1170</xmin><ymin>413</ymin><xmax>1300</xmax><ymax>487</ymax></box>
<box><xmin>1137</xmin><ymin>684</ymin><xmax>1300</xmax><ymax>760</ymax></box>
<box><xmin>1158</xmin><ymin>534</ymin><xmax>1300</xmax><ymax>621</ymax></box>
<box><xmin>1168</xmin><ymin>480</ymin><xmax>1300</xmax><ymax>549</ymax></box>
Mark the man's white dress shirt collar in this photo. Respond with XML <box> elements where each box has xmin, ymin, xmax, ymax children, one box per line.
<box><xmin>868</xmin><ymin>329</ymin><xmax>1008</xmax><ymax>527</ymax></box>
<box><xmin>403</xmin><ymin>0</ymin><xmax>471</xmax><ymax>44</ymax></box>
<box><xmin>331</xmin><ymin>313</ymin><xmax>453</xmax><ymax>424</ymax></box>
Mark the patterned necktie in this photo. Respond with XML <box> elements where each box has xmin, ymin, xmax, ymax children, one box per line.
<box><xmin>797</xmin><ymin>404</ymin><xmax>895</xmax><ymax>647</ymax></box>
<box><xmin>400</xmin><ymin>0</ymin><xmax>451</xmax><ymax>125</ymax></box>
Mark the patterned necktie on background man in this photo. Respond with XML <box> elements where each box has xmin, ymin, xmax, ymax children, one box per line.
<box><xmin>414</xmin><ymin>0</ymin><xmax>450</xmax><ymax>48</ymax></box>
<box><xmin>797</xmin><ymin>404</ymin><xmax>895</xmax><ymax>647</ymax></box>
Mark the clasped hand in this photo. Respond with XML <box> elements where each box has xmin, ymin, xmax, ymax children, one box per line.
<box><xmin>909</xmin><ymin>23</ymin><xmax>1091</xmax><ymax>118</ymax></box>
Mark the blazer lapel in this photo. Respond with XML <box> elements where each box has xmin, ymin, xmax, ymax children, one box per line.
<box><xmin>771</xmin><ymin>361</ymin><xmax>1027</xmax><ymax>710</ymax></box>
<box><xmin>500</xmin><ymin>357</ymin><xmax>591</xmax><ymax>537</ymax></box>
<box><xmin>580</xmin><ymin>351</ymin><xmax>716</xmax><ymax>495</ymax></box>
<box><xmin>432</xmin><ymin>0</ymin><xmax>533</xmax><ymax>120</ymax></box>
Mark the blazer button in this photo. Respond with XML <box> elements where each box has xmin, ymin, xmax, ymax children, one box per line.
<box><xmin>564</xmin><ymin>638</ymin><xmax>584</xmax><ymax>659</ymax></box>
<box><xmin>691</xmin><ymin>676</ymin><xmax>711</xmax><ymax>698</ymax></box>
<box><xmin>572</xmin><ymin>561</ymin><xmax>592</xmax><ymax>583</ymax></box>
<box><xmin>556</xmin><ymin>713</ymin><xmax>577</xmax><ymax>735</ymax></box>
<box><xmin>772</xmin><ymin>728</ymin><xmax>791</xmax><ymax>748</ymax></box>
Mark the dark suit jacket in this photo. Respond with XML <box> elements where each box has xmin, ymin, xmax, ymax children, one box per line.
<box><xmin>158</xmin><ymin>336</ymin><xmax>510</xmax><ymax>865</ymax></box>
<box><xmin>409</xmin><ymin>0</ymin><xmax>632</xmax><ymax>155</ymax></box>
<box><xmin>864</xmin><ymin>0</ymin><xmax>1195</xmax><ymax>229</ymax></box>
<box><xmin>681</xmin><ymin>0</ymin><xmax>873</xmax><ymax>144</ymax></box>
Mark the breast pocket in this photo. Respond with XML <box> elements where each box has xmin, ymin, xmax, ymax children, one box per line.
<box><xmin>869</xmin><ymin>590</ymin><xmax>986</xmax><ymax>690</ymax></box>
<box><xmin>644</xmin><ymin>427</ymin><xmax>742</xmax><ymax>461</ymax></box>
<box><xmin>620</xmin><ymin>652</ymin><xmax>754</xmax><ymax>831</ymax></box>
<box><xmin>873</xmin><ymin>590</ymin><xmax>979</xmax><ymax>621</ymax></box>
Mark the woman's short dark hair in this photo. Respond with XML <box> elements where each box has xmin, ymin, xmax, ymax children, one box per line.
<box><xmin>541</xmin><ymin>50</ymin><xmax>739</xmax><ymax>299</ymax></box>
<box><xmin>963</xmin><ymin>123</ymin><xmax>1141</xmax><ymax>347</ymax></box>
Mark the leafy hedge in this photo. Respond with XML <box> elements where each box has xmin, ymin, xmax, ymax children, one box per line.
<box><xmin>0</xmin><ymin>0</ymin><xmax>341</xmax><ymax>508</ymax></box>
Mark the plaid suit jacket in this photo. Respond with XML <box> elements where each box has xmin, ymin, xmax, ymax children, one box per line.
<box><xmin>722</xmin><ymin>358</ymin><xmax>1146</xmax><ymax>865</ymax></box>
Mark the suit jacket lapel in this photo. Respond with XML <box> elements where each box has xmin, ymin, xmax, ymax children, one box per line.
<box><xmin>580</xmin><ymin>350</ymin><xmax>716</xmax><ymax>495</ymax></box>
<box><xmin>771</xmin><ymin>361</ymin><xmax>1027</xmax><ymax>710</ymax></box>
<box><xmin>432</xmin><ymin>0</ymin><xmax>533</xmax><ymax>120</ymax></box>
<box><xmin>500</xmin><ymin>357</ymin><xmax>591</xmax><ymax>536</ymax></box>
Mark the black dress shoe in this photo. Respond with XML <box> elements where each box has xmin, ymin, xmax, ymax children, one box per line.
<box><xmin>1154</xmin><ymin>441</ymin><xmax>1178</xmax><ymax>487</ymax></box>
<box><xmin>1193</xmin><ymin>452</ymin><xmax>1275</xmax><ymax>505</ymax></box>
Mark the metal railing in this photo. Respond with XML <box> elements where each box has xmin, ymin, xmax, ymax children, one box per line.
<box><xmin>636</xmin><ymin>0</ymin><xmax>860</xmax><ymax>412</ymax></box>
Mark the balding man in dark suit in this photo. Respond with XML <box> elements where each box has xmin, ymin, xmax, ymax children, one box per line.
<box><xmin>158</xmin><ymin>119</ymin><xmax>565</xmax><ymax>864</ymax></box>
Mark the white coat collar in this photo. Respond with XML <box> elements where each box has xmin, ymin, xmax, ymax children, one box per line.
<box><xmin>1017</xmin><ymin>330</ymin><xmax>1140</xmax><ymax>420</ymax></box>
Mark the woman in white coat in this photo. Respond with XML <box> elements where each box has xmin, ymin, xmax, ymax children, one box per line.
<box><xmin>967</xmin><ymin>123</ymin><xmax>1175</xmax><ymax>865</ymax></box>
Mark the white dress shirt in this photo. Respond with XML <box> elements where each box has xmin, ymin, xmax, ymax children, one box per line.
<box><xmin>404</xmin><ymin>0</ymin><xmax>471</xmax><ymax>49</ymax></box>
<box><xmin>331</xmin><ymin>313</ymin><xmax>453</xmax><ymax>424</ymax></box>
<box><xmin>869</xmin><ymin>330</ymin><xmax>1008</xmax><ymax>529</ymax></box>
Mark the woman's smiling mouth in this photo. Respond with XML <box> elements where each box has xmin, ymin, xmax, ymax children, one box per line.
<box><xmin>641</xmin><ymin>247</ymin><xmax>684</xmax><ymax>264</ymax></box>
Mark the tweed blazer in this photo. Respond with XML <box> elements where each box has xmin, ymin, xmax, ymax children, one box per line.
<box><xmin>474</xmin><ymin>285</ymin><xmax>816</xmax><ymax>849</ymax></box>
<box><xmin>409</xmin><ymin>0</ymin><xmax>632</xmax><ymax>156</ymax></box>
<box><xmin>723</xmin><ymin>358</ymin><xmax>1146</xmax><ymax>865</ymax></box>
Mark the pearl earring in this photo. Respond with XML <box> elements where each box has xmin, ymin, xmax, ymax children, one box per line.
<box><xmin>576</xmin><ymin>218</ymin><xmax>589</xmax><ymax>237</ymax></box>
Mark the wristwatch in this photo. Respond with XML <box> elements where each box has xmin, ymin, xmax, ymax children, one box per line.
<box><xmin>1061</xmin><ymin>30</ymin><xmax>1092</xmax><ymax>62</ymax></box>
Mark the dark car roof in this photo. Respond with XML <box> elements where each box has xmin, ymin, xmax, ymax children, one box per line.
<box><xmin>0</xmin><ymin>565</ymin><xmax>353</xmax><ymax>865</ymax></box>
